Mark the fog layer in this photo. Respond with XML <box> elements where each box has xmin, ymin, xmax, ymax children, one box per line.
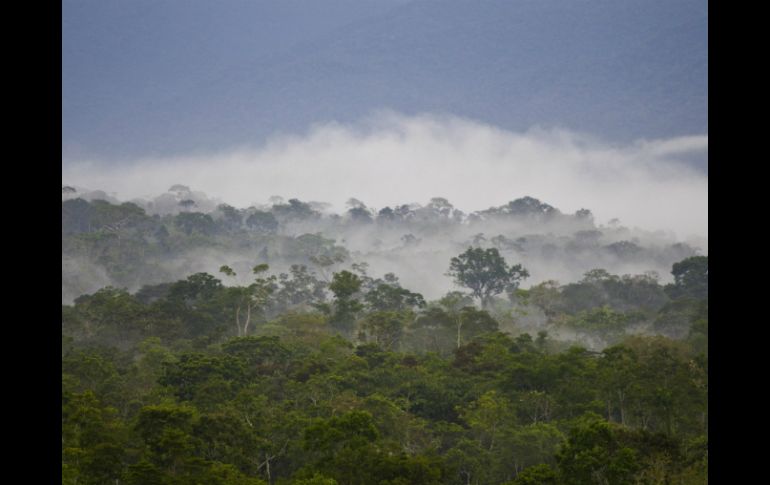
<box><xmin>63</xmin><ymin>114</ymin><xmax>707</xmax><ymax>242</ymax></box>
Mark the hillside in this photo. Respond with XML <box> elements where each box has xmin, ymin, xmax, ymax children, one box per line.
<box><xmin>62</xmin><ymin>189</ymin><xmax>709</xmax><ymax>484</ymax></box>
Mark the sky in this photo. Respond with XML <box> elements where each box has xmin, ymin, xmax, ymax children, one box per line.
<box><xmin>62</xmin><ymin>0</ymin><xmax>707</xmax><ymax>242</ymax></box>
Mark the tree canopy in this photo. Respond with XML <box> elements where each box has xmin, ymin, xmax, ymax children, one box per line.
<box><xmin>448</xmin><ymin>247</ymin><xmax>529</xmax><ymax>307</ymax></box>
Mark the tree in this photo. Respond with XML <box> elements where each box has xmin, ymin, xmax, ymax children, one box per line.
<box><xmin>460</xmin><ymin>390</ymin><xmax>516</xmax><ymax>452</ymax></box>
<box><xmin>574</xmin><ymin>208</ymin><xmax>594</xmax><ymax>223</ymax></box>
<box><xmin>179</xmin><ymin>199</ymin><xmax>197</xmax><ymax>211</ymax></box>
<box><xmin>246</xmin><ymin>211</ymin><xmax>278</xmax><ymax>233</ymax></box>
<box><xmin>555</xmin><ymin>415</ymin><xmax>641</xmax><ymax>485</ymax></box>
<box><xmin>447</xmin><ymin>247</ymin><xmax>529</xmax><ymax>308</ymax></box>
<box><xmin>665</xmin><ymin>256</ymin><xmax>708</xmax><ymax>300</ymax></box>
<box><xmin>376</xmin><ymin>206</ymin><xmax>396</xmax><ymax>222</ymax></box>
<box><xmin>455</xmin><ymin>307</ymin><xmax>499</xmax><ymax>348</ymax></box>
<box><xmin>273</xmin><ymin>265</ymin><xmax>328</xmax><ymax>312</ymax></box>
<box><xmin>134</xmin><ymin>404</ymin><xmax>200</xmax><ymax>475</ymax></box>
<box><xmin>328</xmin><ymin>271</ymin><xmax>363</xmax><ymax>336</ymax></box>
<box><xmin>604</xmin><ymin>240</ymin><xmax>643</xmax><ymax>259</ymax></box>
<box><xmin>411</xmin><ymin>307</ymin><xmax>457</xmax><ymax>354</ymax></box>
<box><xmin>272</xmin><ymin>198</ymin><xmax>319</xmax><ymax>222</ymax></box>
<box><xmin>477</xmin><ymin>196</ymin><xmax>559</xmax><ymax>220</ymax></box>
<box><xmin>507</xmin><ymin>463</ymin><xmax>559</xmax><ymax>485</ymax></box>
<box><xmin>364</xmin><ymin>283</ymin><xmax>425</xmax><ymax>312</ymax></box>
<box><xmin>219</xmin><ymin>265</ymin><xmax>236</xmax><ymax>278</ymax></box>
<box><xmin>62</xmin><ymin>390</ymin><xmax>127</xmax><ymax>485</ymax></box>
<box><xmin>565</xmin><ymin>306</ymin><xmax>632</xmax><ymax>345</ymax></box>
<box><xmin>291</xmin><ymin>474</ymin><xmax>338</xmax><ymax>485</ymax></box>
<box><xmin>360</xmin><ymin>311</ymin><xmax>409</xmax><ymax>351</ymax></box>
<box><xmin>556</xmin><ymin>412</ymin><xmax>685</xmax><ymax>485</ymax></box>
<box><xmin>523</xmin><ymin>280</ymin><xmax>562</xmax><ymax>320</ymax></box>
<box><xmin>426</xmin><ymin>197</ymin><xmax>455</xmax><ymax>218</ymax></box>
<box><xmin>216</xmin><ymin>204</ymin><xmax>244</xmax><ymax>232</ymax></box>
<box><xmin>174</xmin><ymin>212</ymin><xmax>216</xmax><ymax>236</ymax></box>
<box><xmin>345</xmin><ymin>200</ymin><xmax>373</xmax><ymax>224</ymax></box>
<box><xmin>217</xmin><ymin>264</ymin><xmax>276</xmax><ymax>337</ymax></box>
<box><xmin>62</xmin><ymin>198</ymin><xmax>93</xmax><ymax>234</ymax></box>
<box><xmin>222</xmin><ymin>336</ymin><xmax>291</xmax><ymax>377</ymax></box>
<box><xmin>159</xmin><ymin>353</ymin><xmax>246</xmax><ymax>405</ymax></box>
<box><xmin>168</xmin><ymin>272</ymin><xmax>223</xmax><ymax>307</ymax></box>
<box><xmin>445</xmin><ymin>438</ymin><xmax>492</xmax><ymax>485</ymax></box>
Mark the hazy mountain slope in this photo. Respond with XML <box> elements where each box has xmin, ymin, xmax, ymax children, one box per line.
<box><xmin>62</xmin><ymin>0</ymin><xmax>707</xmax><ymax>163</ymax></box>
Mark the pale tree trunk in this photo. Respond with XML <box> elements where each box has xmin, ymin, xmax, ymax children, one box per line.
<box><xmin>257</xmin><ymin>441</ymin><xmax>289</xmax><ymax>485</ymax></box>
<box><xmin>456</xmin><ymin>315</ymin><xmax>464</xmax><ymax>349</ymax></box>
<box><xmin>242</xmin><ymin>303</ymin><xmax>252</xmax><ymax>336</ymax></box>
<box><xmin>257</xmin><ymin>452</ymin><xmax>273</xmax><ymax>485</ymax></box>
<box><xmin>461</xmin><ymin>470</ymin><xmax>472</xmax><ymax>485</ymax></box>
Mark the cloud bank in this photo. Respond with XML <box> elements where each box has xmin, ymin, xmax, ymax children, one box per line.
<box><xmin>62</xmin><ymin>112</ymin><xmax>707</xmax><ymax>241</ymax></box>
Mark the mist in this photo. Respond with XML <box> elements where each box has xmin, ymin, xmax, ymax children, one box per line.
<box><xmin>63</xmin><ymin>113</ymin><xmax>707</xmax><ymax>241</ymax></box>
<box><xmin>63</xmin><ymin>113</ymin><xmax>707</xmax><ymax>305</ymax></box>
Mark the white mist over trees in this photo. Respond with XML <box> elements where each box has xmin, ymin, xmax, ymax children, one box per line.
<box><xmin>62</xmin><ymin>186</ymin><xmax>704</xmax><ymax>309</ymax></box>
<box><xmin>62</xmin><ymin>116</ymin><xmax>708</xmax><ymax>243</ymax></box>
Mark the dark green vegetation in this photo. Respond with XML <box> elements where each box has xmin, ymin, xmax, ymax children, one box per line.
<box><xmin>62</xmin><ymin>248</ymin><xmax>707</xmax><ymax>484</ymax></box>
<box><xmin>62</xmin><ymin>188</ymin><xmax>707</xmax><ymax>484</ymax></box>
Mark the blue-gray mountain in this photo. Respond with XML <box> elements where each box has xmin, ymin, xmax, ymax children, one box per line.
<box><xmin>63</xmin><ymin>0</ymin><xmax>707</xmax><ymax>166</ymax></box>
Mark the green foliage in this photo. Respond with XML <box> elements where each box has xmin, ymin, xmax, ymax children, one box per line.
<box><xmin>304</xmin><ymin>411</ymin><xmax>379</xmax><ymax>454</ymax></box>
<box><xmin>365</xmin><ymin>283</ymin><xmax>426</xmax><ymax>312</ymax></box>
<box><xmin>556</xmin><ymin>414</ymin><xmax>642</xmax><ymax>485</ymax></box>
<box><xmin>291</xmin><ymin>473</ymin><xmax>339</xmax><ymax>485</ymax></box>
<box><xmin>557</xmin><ymin>269</ymin><xmax>668</xmax><ymax>315</ymax></box>
<box><xmin>328</xmin><ymin>271</ymin><xmax>364</xmax><ymax>336</ymax></box>
<box><xmin>507</xmin><ymin>463</ymin><xmax>559</xmax><ymax>485</ymax></box>
<box><xmin>222</xmin><ymin>336</ymin><xmax>292</xmax><ymax>376</ymax></box>
<box><xmin>329</xmin><ymin>270</ymin><xmax>362</xmax><ymax>299</ymax></box>
<box><xmin>160</xmin><ymin>353</ymin><xmax>246</xmax><ymax>405</ymax></box>
<box><xmin>459</xmin><ymin>390</ymin><xmax>517</xmax><ymax>450</ymax></box>
<box><xmin>448</xmin><ymin>247</ymin><xmax>529</xmax><ymax>307</ymax></box>
<box><xmin>273</xmin><ymin>265</ymin><xmax>328</xmax><ymax>312</ymax></box>
<box><xmin>62</xmin><ymin>255</ymin><xmax>707</xmax><ymax>485</ymax></box>
<box><xmin>653</xmin><ymin>297</ymin><xmax>705</xmax><ymax>339</ymax></box>
<box><xmin>666</xmin><ymin>256</ymin><xmax>708</xmax><ymax>300</ymax></box>
<box><xmin>62</xmin><ymin>390</ymin><xmax>128</xmax><ymax>485</ymax></box>
<box><xmin>175</xmin><ymin>212</ymin><xmax>216</xmax><ymax>236</ymax></box>
<box><xmin>246</xmin><ymin>210</ymin><xmax>278</xmax><ymax>233</ymax></box>
<box><xmin>565</xmin><ymin>305</ymin><xmax>632</xmax><ymax>344</ymax></box>
<box><xmin>219</xmin><ymin>265</ymin><xmax>236</xmax><ymax>277</ymax></box>
<box><xmin>273</xmin><ymin>199</ymin><xmax>320</xmax><ymax>222</ymax></box>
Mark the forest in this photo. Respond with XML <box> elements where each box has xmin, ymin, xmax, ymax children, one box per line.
<box><xmin>62</xmin><ymin>186</ymin><xmax>707</xmax><ymax>484</ymax></box>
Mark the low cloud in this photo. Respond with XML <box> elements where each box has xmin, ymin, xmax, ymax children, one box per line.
<box><xmin>63</xmin><ymin>112</ymin><xmax>707</xmax><ymax>240</ymax></box>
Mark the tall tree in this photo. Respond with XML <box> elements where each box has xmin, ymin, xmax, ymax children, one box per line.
<box><xmin>328</xmin><ymin>271</ymin><xmax>363</xmax><ymax>336</ymax></box>
<box><xmin>447</xmin><ymin>247</ymin><xmax>529</xmax><ymax>308</ymax></box>
<box><xmin>219</xmin><ymin>264</ymin><xmax>276</xmax><ymax>337</ymax></box>
<box><xmin>665</xmin><ymin>256</ymin><xmax>708</xmax><ymax>300</ymax></box>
